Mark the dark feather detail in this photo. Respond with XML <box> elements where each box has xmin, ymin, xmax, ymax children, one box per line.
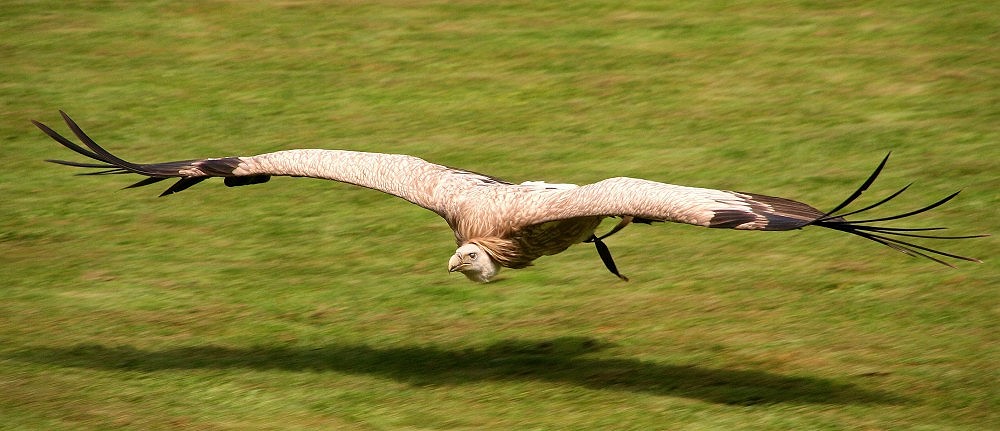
<box><xmin>195</xmin><ymin>158</ymin><xmax>244</xmax><ymax>177</ymax></box>
<box><xmin>744</xmin><ymin>193</ymin><xmax>827</xmax><ymax>230</ymax></box>
<box><xmin>823</xmin><ymin>183</ymin><xmax>911</xmax><ymax>220</ymax></box>
<box><xmin>160</xmin><ymin>177</ymin><xmax>209</xmax><ymax>197</ymax></box>
<box><xmin>819</xmin><ymin>152</ymin><xmax>892</xmax><ymax>218</ymax></box>
<box><xmin>708</xmin><ymin>209</ymin><xmax>759</xmax><ymax>229</ymax></box>
<box><xmin>225</xmin><ymin>175</ymin><xmax>271</xmax><ymax>187</ymax></box>
<box><xmin>445</xmin><ymin>166</ymin><xmax>512</xmax><ymax>185</ymax></box>
<box><xmin>79</xmin><ymin>169</ymin><xmax>131</xmax><ymax>176</ymax></box>
<box><xmin>831</xmin><ymin>191</ymin><xmax>961</xmax><ymax>225</ymax></box>
<box><xmin>46</xmin><ymin>159</ymin><xmax>117</xmax><ymax>169</ymax></box>
<box><xmin>126</xmin><ymin>177</ymin><xmax>170</xmax><ymax>189</ymax></box>
<box><xmin>806</xmin><ymin>154</ymin><xmax>986</xmax><ymax>267</ymax></box>
<box><xmin>584</xmin><ymin>234</ymin><xmax>628</xmax><ymax>281</ymax></box>
<box><xmin>32</xmin><ymin>120</ymin><xmax>107</xmax><ymax>162</ymax></box>
<box><xmin>708</xmin><ymin>193</ymin><xmax>827</xmax><ymax>231</ymax></box>
<box><xmin>33</xmin><ymin>111</ymin><xmax>260</xmax><ymax>196</ymax></box>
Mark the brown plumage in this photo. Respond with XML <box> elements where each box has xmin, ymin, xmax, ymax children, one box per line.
<box><xmin>33</xmin><ymin>111</ymin><xmax>985</xmax><ymax>282</ymax></box>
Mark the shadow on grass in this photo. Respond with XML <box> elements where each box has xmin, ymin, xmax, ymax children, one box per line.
<box><xmin>10</xmin><ymin>336</ymin><xmax>902</xmax><ymax>405</ymax></box>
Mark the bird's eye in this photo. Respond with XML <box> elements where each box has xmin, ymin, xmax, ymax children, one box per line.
<box><xmin>468</xmin><ymin>252</ymin><xmax>478</xmax><ymax>259</ymax></box>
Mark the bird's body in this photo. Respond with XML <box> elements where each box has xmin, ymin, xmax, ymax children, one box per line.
<box><xmin>33</xmin><ymin>112</ymin><xmax>984</xmax><ymax>282</ymax></box>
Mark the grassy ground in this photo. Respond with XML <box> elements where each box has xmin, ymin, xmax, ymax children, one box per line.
<box><xmin>1</xmin><ymin>1</ymin><xmax>997</xmax><ymax>429</ymax></box>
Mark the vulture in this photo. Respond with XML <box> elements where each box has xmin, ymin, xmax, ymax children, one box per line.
<box><xmin>33</xmin><ymin>111</ymin><xmax>984</xmax><ymax>282</ymax></box>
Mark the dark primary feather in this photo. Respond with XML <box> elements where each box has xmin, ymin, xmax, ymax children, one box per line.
<box><xmin>820</xmin><ymin>152</ymin><xmax>892</xmax><ymax>217</ymax></box>
<box><xmin>33</xmin><ymin>111</ymin><xmax>266</xmax><ymax>197</ymax></box>
<box><xmin>804</xmin><ymin>155</ymin><xmax>986</xmax><ymax>267</ymax></box>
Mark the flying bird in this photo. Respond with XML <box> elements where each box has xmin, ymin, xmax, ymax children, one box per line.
<box><xmin>33</xmin><ymin>111</ymin><xmax>984</xmax><ymax>282</ymax></box>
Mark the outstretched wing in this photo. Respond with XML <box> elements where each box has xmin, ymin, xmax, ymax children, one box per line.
<box><xmin>520</xmin><ymin>154</ymin><xmax>984</xmax><ymax>267</ymax></box>
<box><xmin>33</xmin><ymin>111</ymin><xmax>509</xmax><ymax>218</ymax></box>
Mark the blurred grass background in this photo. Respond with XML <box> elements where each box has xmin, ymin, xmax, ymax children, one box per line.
<box><xmin>1</xmin><ymin>1</ymin><xmax>997</xmax><ymax>430</ymax></box>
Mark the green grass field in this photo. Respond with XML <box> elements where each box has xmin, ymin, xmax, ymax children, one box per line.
<box><xmin>2</xmin><ymin>1</ymin><xmax>997</xmax><ymax>429</ymax></box>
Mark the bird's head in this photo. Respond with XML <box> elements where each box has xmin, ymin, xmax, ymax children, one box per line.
<box><xmin>448</xmin><ymin>243</ymin><xmax>500</xmax><ymax>283</ymax></box>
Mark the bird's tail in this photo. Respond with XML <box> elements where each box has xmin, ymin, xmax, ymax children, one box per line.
<box><xmin>808</xmin><ymin>153</ymin><xmax>986</xmax><ymax>267</ymax></box>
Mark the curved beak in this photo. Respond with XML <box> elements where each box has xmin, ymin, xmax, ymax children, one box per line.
<box><xmin>448</xmin><ymin>254</ymin><xmax>464</xmax><ymax>272</ymax></box>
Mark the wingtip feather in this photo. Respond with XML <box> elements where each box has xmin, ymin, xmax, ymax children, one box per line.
<box><xmin>809</xmin><ymin>154</ymin><xmax>984</xmax><ymax>268</ymax></box>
